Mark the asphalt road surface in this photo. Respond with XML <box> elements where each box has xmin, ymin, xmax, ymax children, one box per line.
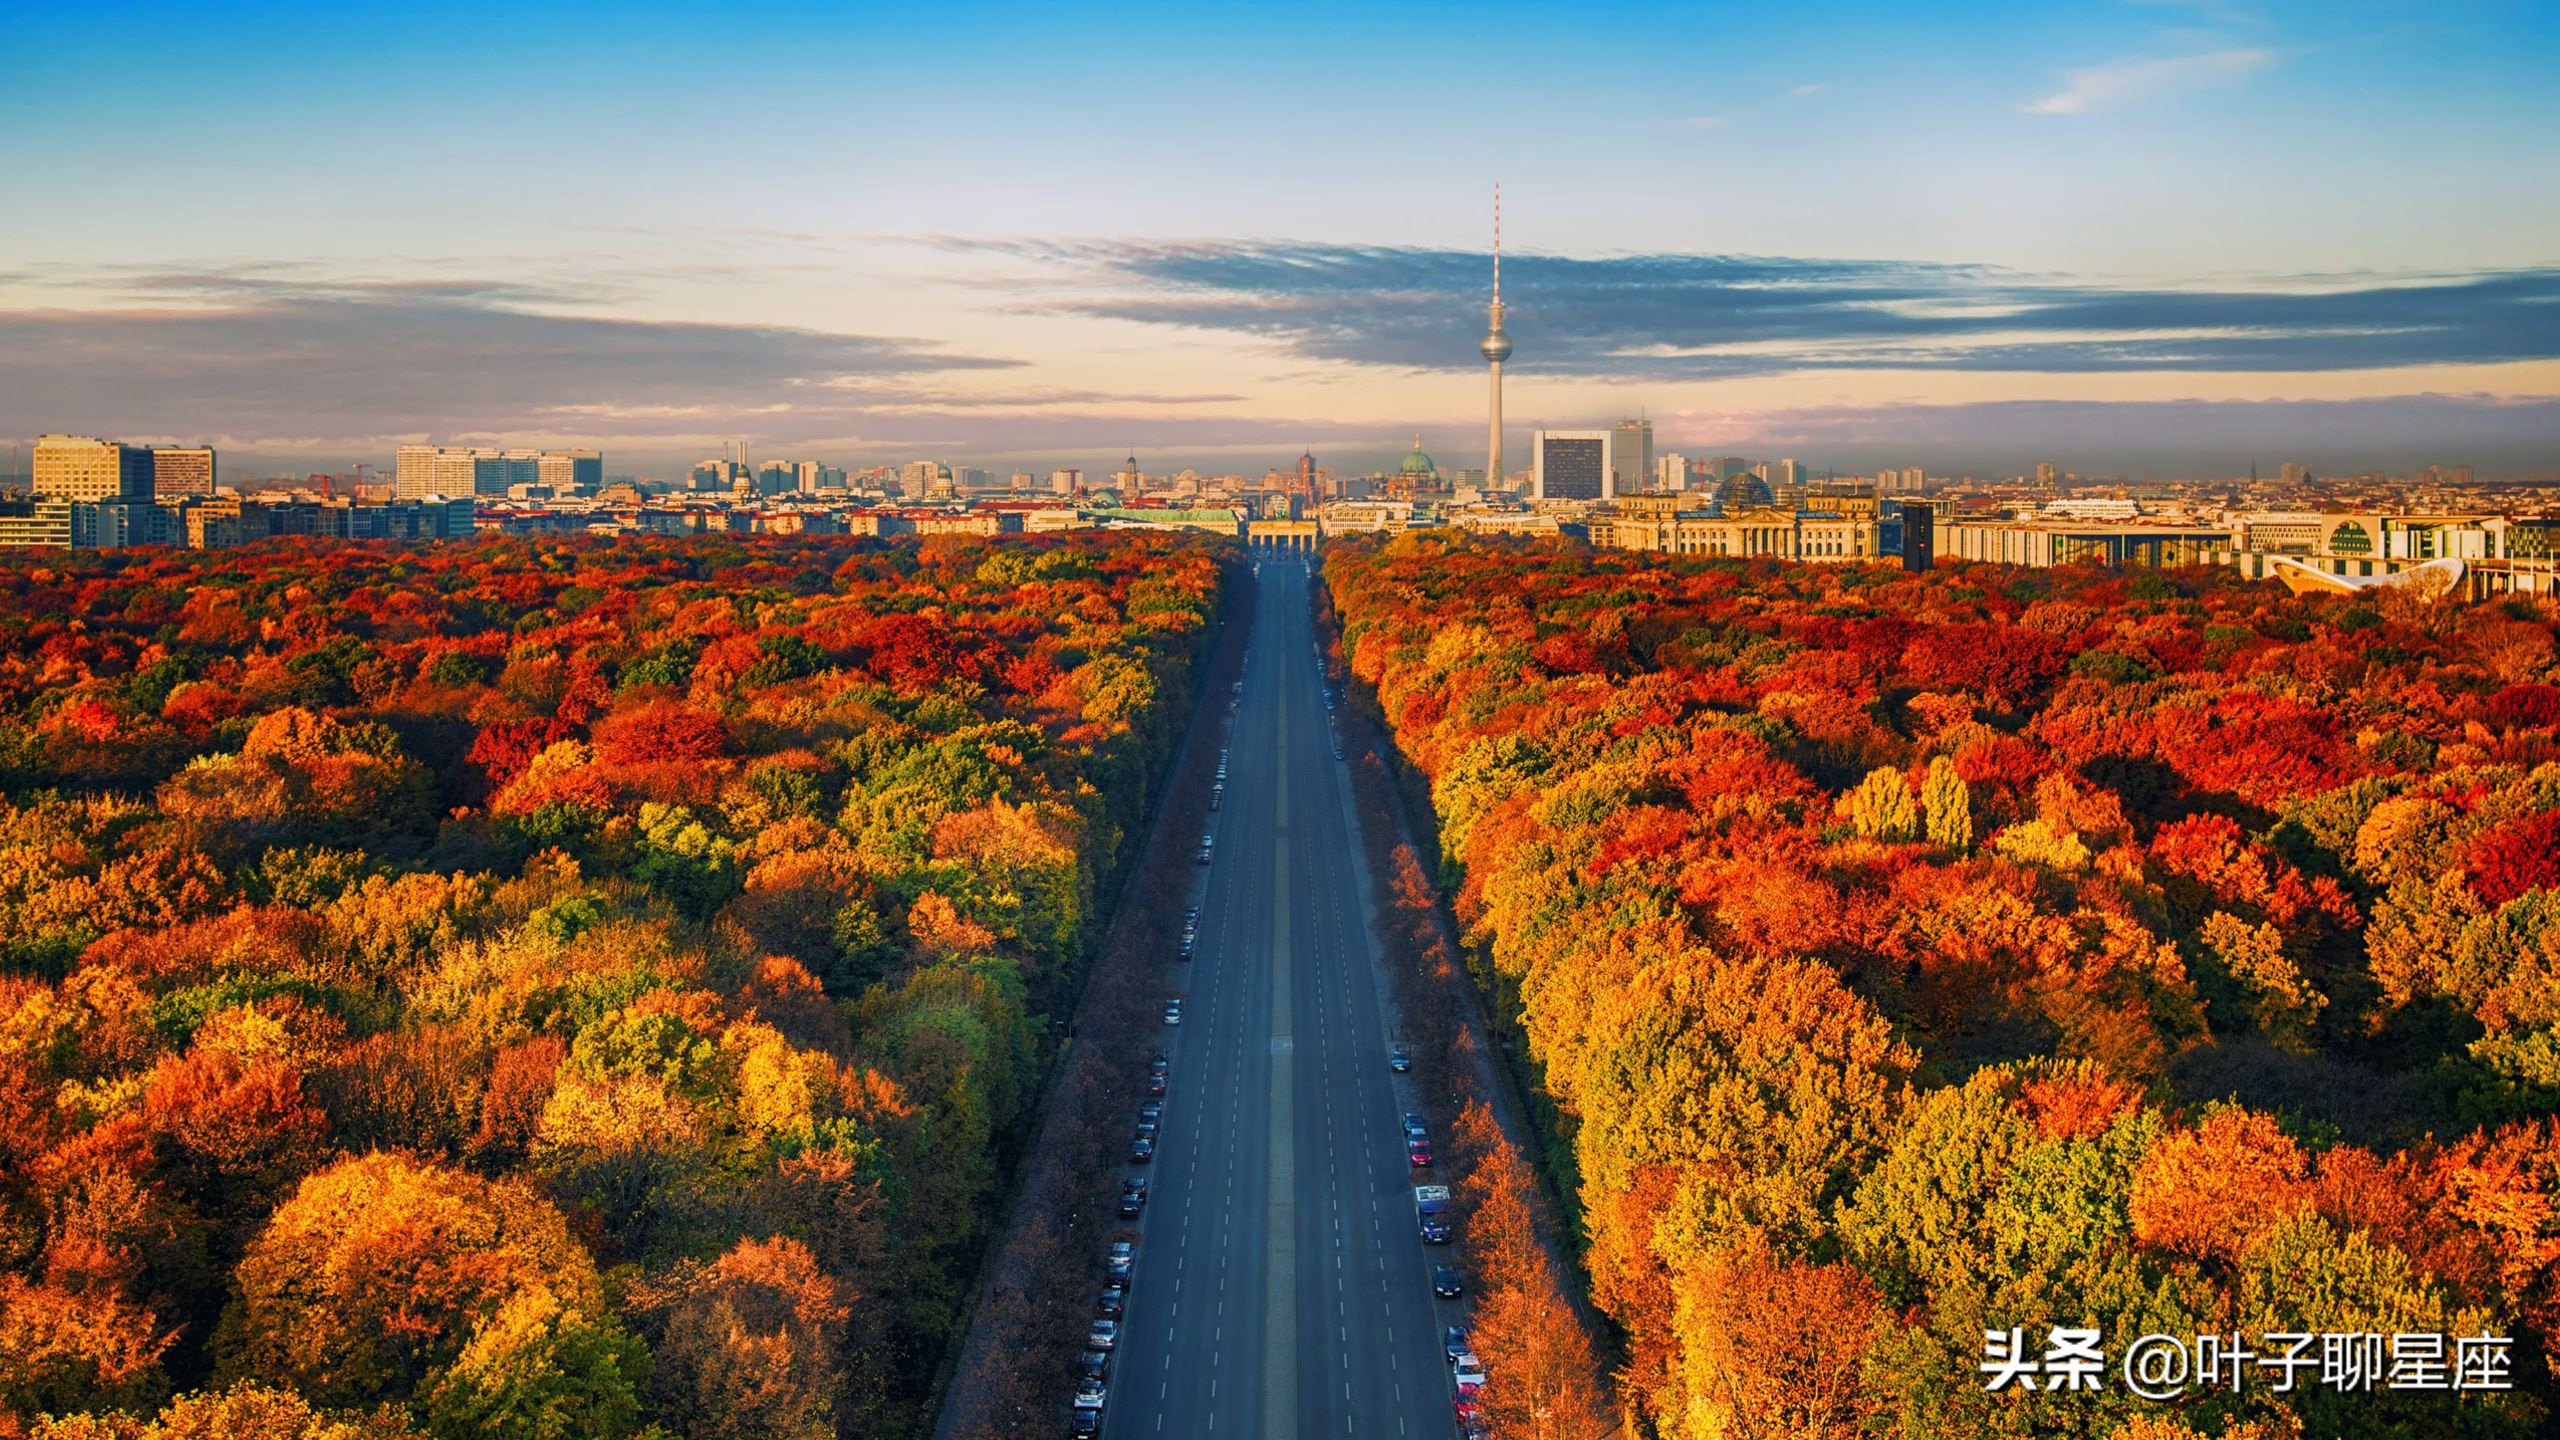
<box><xmin>1102</xmin><ymin>559</ymin><xmax>1455</xmax><ymax>1440</ymax></box>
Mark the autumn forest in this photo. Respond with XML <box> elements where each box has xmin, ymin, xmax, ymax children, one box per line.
<box><xmin>5</xmin><ymin>525</ymin><xmax>2560</xmax><ymax>1440</ymax></box>
<box><xmin>0</xmin><ymin>533</ymin><xmax>1223</xmax><ymax>1439</ymax></box>
<box><xmin>1326</xmin><ymin>533</ymin><xmax>2560</xmax><ymax>1439</ymax></box>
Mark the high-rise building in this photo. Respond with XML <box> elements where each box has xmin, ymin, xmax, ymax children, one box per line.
<box><xmin>1051</xmin><ymin>468</ymin><xmax>1083</xmax><ymax>495</ymax></box>
<box><xmin>1771</xmin><ymin>457</ymin><xmax>1802</xmax><ymax>489</ymax></box>
<box><xmin>397</xmin><ymin>444</ymin><xmax>591</xmax><ymax>500</ymax></box>
<box><xmin>1481</xmin><ymin>186</ymin><xmax>1512</xmax><ymax>486</ymax></box>
<box><xmin>1655</xmin><ymin>453</ymin><xmax>1688</xmax><ymax>491</ymax></box>
<box><xmin>1614</xmin><ymin>418</ymin><xmax>1654</xmax><ymax>495</ymax></box>
<box><xmin>534</xmin><ymin>449</ymin><xmax>601</xmax><ymax>494</ymax></box>
<box><xmin>33</xmin><ymin>435</ymin><xmax>153</xmax><ymax>502</ymax></box>
<box><xmin>146</xmin><ymin>446</ymin><xmax>216</xmax><ymax>497</ymax></box>
<box><xmin>1296</xmin><ymin>452</ymin><xmax>1317</xmax><ymax>492</ymax></box>
<box><xmin>2035</xmin><ymin>460</ymin><xmax>2060</xmax><ymax>487</ymax></box>
<box><xmin>1708</xmin><ymin>456</ymin><xmax>1750</xmax><ymax>482</ymax></box>
<box><xmin>1531</xmin><ymin>430</ymin><xmax>1611</xmax><ymax>502</ymax></box>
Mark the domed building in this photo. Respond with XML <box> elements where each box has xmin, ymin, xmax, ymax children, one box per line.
<box><xmin>1386</xmin><ymin>436</ymin><xmax>1438</xmax><ymax>499</ymax></box>
<box><xmin>1713</xmin><ymin>471</ymin><xmax>1775</xmax><ymax>514</ymax></box>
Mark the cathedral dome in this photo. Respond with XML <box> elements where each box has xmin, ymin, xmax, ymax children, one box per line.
<box><xmin>1397</xmin><ymin>437</ymin><xmax>1436</xmax><ymax>476</ymax></box>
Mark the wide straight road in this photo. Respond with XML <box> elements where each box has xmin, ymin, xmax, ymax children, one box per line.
<box><xmin>1104</xmin><ymin>558</ymin><xmax>1453</xmax><ymax>1440</ymax></box>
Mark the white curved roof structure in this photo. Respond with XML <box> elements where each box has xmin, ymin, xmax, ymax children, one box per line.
<box><xmin>2269</xmin><ymin>554</ymin><xmax>2466</xmax><ymax>600</ymax></box>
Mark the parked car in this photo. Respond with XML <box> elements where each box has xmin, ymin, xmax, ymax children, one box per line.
<box><xmin>1071</xmin><ymin>1407</ymin><xmax>1101</xmax><ymax>1436</ymax></box>
<box><xmin>1403</xmin><ymin>1112</ymin><xmax>1428</xmax><ymax>1139</ymax></box>
<box><xmin>1163</xmin><ymin>998</ymin><xmax>1183</xmax><ymax>1026</ymax></box>
<box><xmin>1096</xmin><ymin>1286</ymin><xmax>1124</xmax><ymax>1319</ymax></box>
<box><xmin>1080</xmin><ymin>1350</ymin><xmax>1110</xmax><ymax>1382</ymax></box>
<box><xmin>1144</xmin><ymin>1072</ymin><xmax>1167</xmax><ymax>1097</ymax></box>
<box><xmin>1433</xmin><ymin>1266</ymin><xmax>1463</xmax><ymax>1299</ymax></box>
<box><xmin>1390</xmin><ymin>1047</ymin><xmax>1412</xmax><ymax>1073</ymax></box>
<box><xmin>1130</xmin><ymin>1135</ymin><xmax>1155</xmax><ymax>1163</ymax></box>
<box><xmin>1118</xmin><ymin>1178</ymin><xmax>1149</xmax><ymax>1217</ymax></box>
<box><xmin>1087</xmin><ymin>1318</ymin><xmax>1119</xmax><ymax>1350</ymax></box>
<box><xmin>1073</xmin><ymin>1379</ymin><xmax>1107</xmax><ymax>1410</ymax></box>
<box><xmin>1444</xmin><ymin>1325</ymin><xmax>1470</xmax><ymax>1362</ymax></box>
<box><xmin>1106</xmin><ymin>1241</ymin><xmax>1134</xmax><ymax>1280</ymax></box>
<box><xmin>1407</xmin><ymin>1138</ymin><xmax>1432</xmax><ymax>1167</ymax></box>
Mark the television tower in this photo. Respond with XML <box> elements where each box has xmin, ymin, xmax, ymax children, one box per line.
<box><xmin>1480</xmin><ymin>185</ymin><xmax>1513</xmax><ymax>488</ymax></box>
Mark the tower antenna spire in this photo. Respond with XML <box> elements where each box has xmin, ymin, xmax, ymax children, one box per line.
<box><xmin>1480</xmin><ymin>183</ymin><xmax>1512</xmax><ymax>491</ymax></box>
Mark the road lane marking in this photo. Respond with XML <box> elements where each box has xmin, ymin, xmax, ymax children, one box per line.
<box><xmin>1263</xmin><ymin>717</ymin><xmax>1298</xmax><ymax>1440</ymax></box>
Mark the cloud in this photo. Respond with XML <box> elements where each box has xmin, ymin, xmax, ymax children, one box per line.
<box><xmin>971</xmin><ymin>239</ymin><xmax>2560</xmax><ymax>381</ymax></box>
<box><xmin>2125</xmin><ymin>0</ymin><xmax>2256</xmax><ymax>24</ymax></box>
<box><xmin>1676</xmin><ymin>393</ymin><xmax>2560</xmax><ymax>477</ymax></box>
<box><xmin>1788</xmin><ymin>82</ymin><xmax>1827</xmax><ymax>97</ymax></box>
<box><xmin>2026</xmin><ymin>47</ymin><xmax>2278</xmax><ymax>114</ymax></box>
<box><xmin>0</xmin><ymin>272</ymin><xmax>1018</xmax><ymax>445</ymax></box>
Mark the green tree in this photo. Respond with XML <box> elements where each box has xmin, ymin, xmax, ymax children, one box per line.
<box><xmin>420</xmin><ymin>1286</ymin><xmax>655</xmax><ymax>1440</ymax></box>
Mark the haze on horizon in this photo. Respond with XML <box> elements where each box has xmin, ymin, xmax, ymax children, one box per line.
<box><xmin>3</xmin><ymin>0</ymin><xmax>2556</xmax><ymax>481</ymax></box>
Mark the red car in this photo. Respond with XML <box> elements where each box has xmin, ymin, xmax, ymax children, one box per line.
<box><xmin>1407</xmin><ymin>1140</ymin><xmax>1433</xmax><ymax>1168</ymax></box>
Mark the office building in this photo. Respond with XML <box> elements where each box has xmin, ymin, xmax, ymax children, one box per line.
<box><xmin>146</xmin><ymin>446</ymin><xmax>216</xmax><ymax>497</ymax></box>
<box><xmin>33</xmin><ymin>435</ymin><xmax>154</xmax><ymax>502</ymax></box>
<box><xmin>1770</xmin><ymin>457</ymin><xmax>1802</xmax><ymax>489</ymax></box>
<box><xmin>1655</xmin><ymin>454</ymin><xmax>1688</xmax><ymax>491</ymax></box>
<box><xmin>1613</xmin><ymin>419</ymin><xmax>1654</xmax><ymax>495</ymax></box>
<box><xmin>1051</xmin><ymin>469</ymin><xmax>1083</xmax><ymax>495</ymax></box>
<box><xmin>0</xmin><ymin>498</ymin><xmax>75</xmax><ymax>548</ymax></box>
<box><xmin>534</xmin><ymin>449</ymin><xmax>601</xmax><ymax>494</ymax></box>
<box><xmin>396</xmin><ymin>444</ymin><xmax>585</xmax><ymax>500</ymax></box>
<box><xmin>1532</xmin><ymin>430</ymin><xmax>1612</xmax><ymax>502</ymax></box>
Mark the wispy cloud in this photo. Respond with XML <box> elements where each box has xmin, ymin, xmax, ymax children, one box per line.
<box><xmin>2125</xmin><ymin>0</ymin><xmax>2257</xmax><ymax>25</ymax></box>
<box><xmin>2026</xmin><ymin>47</ymin><xmax>2279</xmax><ymax>114</ymax></box>
<box><xmin>951</xmin><ymin>238</ymin><xmax>2560</xmax><ymax>381</ymax></box>
<box><xmin>1788</xmin><ymin>82</ymin><xmax>1827</xmax><ymax>98</ymax></box>
<box><xmin>0</xmin><ymin>272</ymin><xmax>1018</xmax><ymax>445</ymax></box>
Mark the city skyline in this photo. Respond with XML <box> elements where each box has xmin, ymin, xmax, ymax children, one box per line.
<box><xmin>4</xmin><ymin>1</ymin><xmax>2556</xmax><ymax>478</ymax></box>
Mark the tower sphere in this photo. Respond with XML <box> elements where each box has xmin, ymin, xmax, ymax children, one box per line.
<box><xmin>1480</xmin><ymin>325</ymin><xmax>1512</xmax><ymax>364</ymax></box>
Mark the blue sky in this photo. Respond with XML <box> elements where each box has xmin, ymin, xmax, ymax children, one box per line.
<box><xmin>2</xmin><ymin>0</ymin><xmax>2555</xmax><ymax>478</ymax></box>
